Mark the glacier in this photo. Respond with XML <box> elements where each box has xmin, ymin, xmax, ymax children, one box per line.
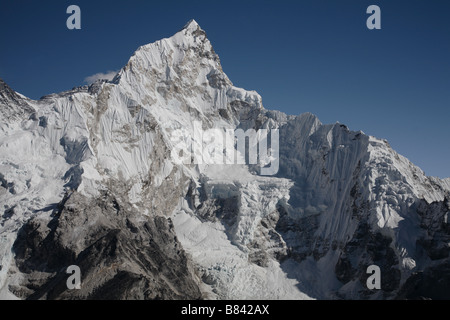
<box><xmin>0</xmin><ymin>19</ymin><xmax>449</xmax><ymax>300</ymax></box>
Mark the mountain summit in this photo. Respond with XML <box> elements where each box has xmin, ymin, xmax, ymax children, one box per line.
<box><xmin>1</xmin><ymin>21</ymin><xmax>449</xmax><ymax>300</ymax></box>
<box><xmin>183</xmin><ymin>18</ymin><xmax>201</xmax><ymax>31</ymax></box>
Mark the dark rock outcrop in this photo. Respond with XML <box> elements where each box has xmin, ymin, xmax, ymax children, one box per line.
<box><xmin>9</xmin><ymin>191</ymin><xmax>202</xmax><ymax>300</ymax></box>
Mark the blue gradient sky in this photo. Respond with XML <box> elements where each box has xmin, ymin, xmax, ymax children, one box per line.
<box><xmin>1</xmin><ymin>0</ymin><xmax>449</xmax><ymax>178</ymax></box>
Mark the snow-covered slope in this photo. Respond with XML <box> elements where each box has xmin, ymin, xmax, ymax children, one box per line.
<box><xmin>1</xmin><ymin>20</ymin><xmax>449</xmax><ymax>300</ymax></box>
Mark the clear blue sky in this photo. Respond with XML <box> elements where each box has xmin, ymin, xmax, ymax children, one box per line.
<box><xmin>1</xmin><ymin>0</ymin><xmax>449</xmax><ymax>178</ymax></box>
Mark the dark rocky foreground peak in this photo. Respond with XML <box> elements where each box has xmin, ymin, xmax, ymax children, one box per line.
<box><xmin>10</xmin><ymin>192</ymin><xmax>202</xmax><ymax>300</ymax></box>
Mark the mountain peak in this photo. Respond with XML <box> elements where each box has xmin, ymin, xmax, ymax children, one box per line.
<box><xmin>2</xmin><ymin>20</ymin><xmax>450</xmax><ymax>301</ymax></box>
<box><xmin>116</xmin><ymin>18</ymin><xmax>224</xmax><ymax>90</ymax></box>
<box><xmin>182</xmin><ymin>19</ymin><xmax>200</xmax><ymax>32</ymax></box>
<box><xmin>0</xmin><ymin>78</ymin><xmax>23</xmax><ymax>102</ymax></box>
<box><xmin>0</xmin><ymin>78</ymin><xmax>12</xmax><ymax>93</ymax></box>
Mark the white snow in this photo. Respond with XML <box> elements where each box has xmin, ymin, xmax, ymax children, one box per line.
<box><xmin>173</xmin><ymin>207</ymin><xmax>311</xmax><ymax>300</ymax></box>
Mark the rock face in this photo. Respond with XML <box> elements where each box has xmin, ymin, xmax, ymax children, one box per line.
<box><xmin>395</xmin><ymin>197</ymin><xmax>450</xmax><ymax>300</ymax></box>
<box><xmin>1</xmin><ymin>20</ymin><xmax>450</xmax><ymax>300</ymax></box>
<box><xmin>9</xmin><ymin>191</ymin><xmax>202</xmax><ymax>300</ymax></box>
<box><xmin>0</xmin><ymin>78</ymin><xmax>34</xmax><ymax>122</ymax></box>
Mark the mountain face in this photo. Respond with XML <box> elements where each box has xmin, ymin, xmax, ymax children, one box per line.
<box><xmin>1</xmin><ymin>20</ymin><xmax>449</xmax><ymax>300</ymax></box>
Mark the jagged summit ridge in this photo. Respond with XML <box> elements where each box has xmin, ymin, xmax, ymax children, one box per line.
<box><xmin>182</xmin><ymin>19</ymin><xmax>201</xmax><ymax>32</ymax></box>
<box><xmin>123</xmin><ymin>19</ymin><xmax>219</xmax><ymax>72</ymax></box>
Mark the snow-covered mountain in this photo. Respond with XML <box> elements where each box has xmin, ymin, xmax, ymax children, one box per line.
<box><xmin>1</xmin><ymin>20</ymin><xmax>449</xmax><ymax>300</ymax></box>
